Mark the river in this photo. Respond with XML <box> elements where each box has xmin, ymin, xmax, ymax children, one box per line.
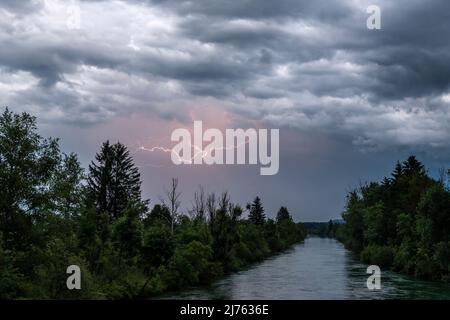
<box><xmin>161</xmin><ymin>237</ymin><xmax>450</xmax><ymax>299</ymax></box>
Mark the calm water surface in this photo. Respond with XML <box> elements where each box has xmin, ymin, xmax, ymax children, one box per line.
<box><xmin>162</xmin><ymin>237</ymin><xmax>450</xmax><ymax>299</ymax></box>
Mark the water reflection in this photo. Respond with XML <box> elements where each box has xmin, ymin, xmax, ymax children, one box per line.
<box><xmin>160</xmin><ymin>237</ymin><xmax>450</xmax><ymax>300</ymax></box>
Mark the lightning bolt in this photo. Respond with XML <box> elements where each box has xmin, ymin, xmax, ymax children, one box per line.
<box><xmin>133</xmin><ymin>137</ymin><xmax>251</xmax><ymax>168</ymax></box>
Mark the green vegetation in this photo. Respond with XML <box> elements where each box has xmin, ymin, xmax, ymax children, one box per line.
<box><xmin>0</xmin><ymin>108</ymin><xmax>306</xmax><ymax>299</ymax></box>
<box><xmin>339</xmin><ymin>156</ymin><xmax>450</xmax><ymax>281</ymax></box>
<box><xmin>304</xmin><ymin>220</ymin><xmax>341</xmax><ymax>238</ymax></box>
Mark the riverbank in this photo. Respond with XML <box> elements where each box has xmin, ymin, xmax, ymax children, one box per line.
<box><xmin>160</xmin><ymin>237</ymin><xmax>450</xmax><ymax>299</ymax></box>
<box><xmin>338</xmin><ymin>157</ymin><xmax>450</xmax><ymax>283</ymax></box>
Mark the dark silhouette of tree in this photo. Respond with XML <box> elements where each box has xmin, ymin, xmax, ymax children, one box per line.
<box><xmin>392</xmin><ymin>161</ymin><xmax>403</xmax><ymax>181</ymax></box>
<box><xmin>162</xmin><ymin>178</ymin><xmax>181</xmax><ymax>234</ymax></box>
<box><xmin>87</xmin><ymin>141</ymin><xmax>144</xmax><ymax>220</ymax></box>
<box><xmin>111</xmin><ymin>143</ymin><xmax>142</xmax><ymax>215</ymax></box>
<box><xmin>403</xmin><ymin>155</ymin><xmax>425</xmax><ymax>176</ymax></box>
<box><xmin>207</xmin><ymin>192</ymin><xmax>217</xmax><ymax>227</ymax></box>
<box><xmin>145</xmin><ymin>204</ymin><xmax>171</xmax><ymax>227</ymax></box>
<box><xmin>248</xmin><ymin>196</ymin><xmax>265</xmax><ymax>225</ymax></box>
<box><xmin>210</xmin><ymin>192</ymin><xmax>241</xmax><ymax>269</ymax></box>
<box><xmin>276</xmin><ymin>206</ymin><xmax>292</xmax><ymax>223</ymax></box>
<box><xmin>190</xmin><ymin>185</ymin><xmax>206</xmax><ymax>222</ymax></box>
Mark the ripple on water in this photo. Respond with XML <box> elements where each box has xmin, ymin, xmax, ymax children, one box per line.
<box><xmin>160</xmin><ymin>237</ymin><xmax>450</xmax><ymax>300</ymax></box>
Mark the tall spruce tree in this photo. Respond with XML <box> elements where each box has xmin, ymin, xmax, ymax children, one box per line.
<box><xmin>392</xmin><ymin>161</ymin><xmax>403</xmax><ymax>181</ymax></box>
<box><xmin>88</xmin><ymin>141</ymin><xmax>144</xmax><ymax>220</ymax></box>
<box><xmin>403</xmin><ymin>155</ymin><xmax>425</xmax><ymax>176</ymax></box>
<box><xmin>248</xmin><ymin>196</ymin><xmax>266</xmax><ymax>225</ymax></box>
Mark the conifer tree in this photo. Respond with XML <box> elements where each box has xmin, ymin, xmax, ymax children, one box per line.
<box><xmin>392</xmin><ymin>161</ymin><xmax>403</xmax><ymax>181</ymax></box>
<box><xmin>248</xmin><ymin>196</ymin><xmax>266</xmax><ymax>225</ymax></box>
<box><xmin>276</xmin><ymin>206</ymin><xmax>292</xmax><ymax>223</ymax></box>
<box><xmin>88</xmin><ymin>141</ymin><xmax>144</xmax><ymax>220</ymax></box>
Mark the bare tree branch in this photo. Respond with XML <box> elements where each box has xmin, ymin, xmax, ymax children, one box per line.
<box><xmin>190</xmin><ymin>185</ymin><xmax>206</xmax><ymax>222</ymax></box>
<box><xmin>163</xmin><ymin>177</ymin><xmax>181</xmax><ymax>234</ymax></box>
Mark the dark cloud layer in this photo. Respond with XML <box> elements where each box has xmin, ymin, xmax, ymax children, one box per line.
<box><xmin>0</xmin><ymin>0</ymin><xmax>43</xmax><ymax>14</ymax></box>
<box><xmin>1</xmin><ymin>0</ymin><xmax>450</xmax><ymax>219</ymax></box>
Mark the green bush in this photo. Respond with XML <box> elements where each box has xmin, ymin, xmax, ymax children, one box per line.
<box><xmin>142</xmin><ymin>225</ymin><xmax>174</xmax><ymax>268</ymax></box>
<box><xmin>393</xmin><ymin>241</ymin><xmax>416</xmax><ymax>274</ymax></box>
<box><xmin>164</xmin><ymin>240</ymin><xmax>213</xmax><ymax>289</ymax></box>
<box><xmin>361</xmin><ymin>245</ymin><xmax>394</xmax><ymax>268</ymax></box>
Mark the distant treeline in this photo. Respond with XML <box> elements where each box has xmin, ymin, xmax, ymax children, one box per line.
<box><xmin>303</xmin><ymin>221</ymin><xmax>341</xmax><ymax>238</ymax></box>
<box><xmin>0</xmin><ymin>109</ymin><xmax>306</xmax><ymax>299</ymax></box>
<box><xmin>339</xmin><ymin>156</ymin><xmax>450</xmax><ymax>282</ymax></box>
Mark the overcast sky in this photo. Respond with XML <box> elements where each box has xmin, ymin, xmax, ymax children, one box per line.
<box><xmin>1</xmin><ymin>0</ymin><xmax>450</xmax><ymax>221</ymax></box>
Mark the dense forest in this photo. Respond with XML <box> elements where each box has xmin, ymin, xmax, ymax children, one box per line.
<box><xmin>0</xmin><ymin>108</ymin><xmax>306</xmax><ymax>299</ymax></box>
<box><xmin>339</xmin><ymin>156</ymin><xmax>450</xmax><ymax>282</ymax></box>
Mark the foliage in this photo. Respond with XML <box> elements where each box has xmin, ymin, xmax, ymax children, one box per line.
<box><xmin>341</xmin><ymin>156</ymin><xmax>450</xmax><ymax>281</ymax></box>
<box><xmin>0</xmin><ymin>108</ymin><xmax>307</xmax><ymax>299</ymax></box>
<box><xmin>87</xmin><ymin>141</ymin><xmax>145</xmax><ymax>221</ymax></box>
<box><xmin>248</xmin><ymin>196</ymin><xmax>266</xmax><ymax>225</ymax></box>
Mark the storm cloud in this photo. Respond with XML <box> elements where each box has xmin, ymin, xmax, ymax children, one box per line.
<box><xmin>1</xmin><ymin>0</ymin><xmax>450</xmax><ymax>219</ymax></box>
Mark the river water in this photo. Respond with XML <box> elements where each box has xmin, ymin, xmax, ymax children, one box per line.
<box><xmin>162</xmin><ymin>237</ymin><xmax>450</xmax><ymax>299</ymax></box>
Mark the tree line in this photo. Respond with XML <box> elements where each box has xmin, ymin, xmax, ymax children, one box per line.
<box><xmin>339</xmin><ymin>156</ymin><xmax>450</xmax><ymax>281</ymax></box>
<box><xmin>0</xmin><ymin>108</ymin><xmax>306</xmax><ymax>299</ymax></box>
<box><xmin>303</xmin><ymin>220</ymin><xmax>341</xmax><ymax>238</ymax></box>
